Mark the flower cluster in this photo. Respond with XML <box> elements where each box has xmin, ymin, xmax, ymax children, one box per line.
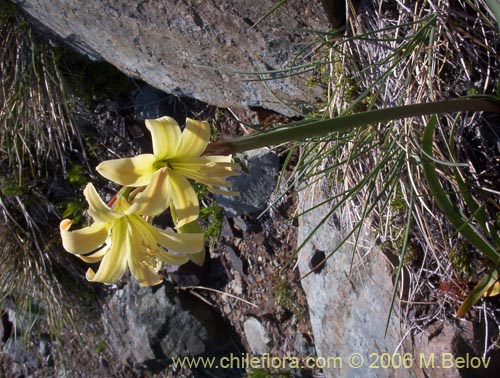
<box><xmin>60</xmin><ymin>117</ymin><xmax>239</xmax><ymax>286</ymax></box>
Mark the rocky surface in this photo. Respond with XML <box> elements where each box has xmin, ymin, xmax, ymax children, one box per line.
<box><xmin>297</xmin><ymin>186</ymin><xmax>408</xmax><ymax>378</ymax></box>
<box><xmin>215</xmin><ymin>147</ymin><xmax>280</xmax><ymax>217</ymax></box>
<box><xmin>102</xmin><ymin>280</ymin><xmax>243</xmax><ymax>376</ymax></box>
<box><xmin>12</xmin><ymin>0</ymin><xmax>328</xmax><ymax>116</ymax></box>
<box><xmin>411</xmin><ymin>320</ymin><xmax>500</xmax><ymax>378</ymax></box>
<box><xmin>297</xmin><ymin>182</ymin><xmax>500</xmax><ymax>378</ymax></box>
<box><xmin>242</xmin><ymin>317</ymin><xmax>272</xmax><ymax>355</ymax></box>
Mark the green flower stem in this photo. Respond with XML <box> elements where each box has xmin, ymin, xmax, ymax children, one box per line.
<box><xmin>220</xmin><ymin>97</ymin><xmax>500</xmax><ymax>154</ymax></box>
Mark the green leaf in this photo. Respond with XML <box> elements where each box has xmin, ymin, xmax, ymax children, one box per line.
<box><xmin>485</xmin><ymin>0</ymin><xmax>500</xmax><ymax>31</ymax></box>
<box><xmin>456</xmin><ymin>268</ymin><xmax>499</xmax><ymax>317</ymax></box>
<box><xmin>421</xmin><ymin>116</ymin><xmax>500</xmax><ymax>264</ymax></box>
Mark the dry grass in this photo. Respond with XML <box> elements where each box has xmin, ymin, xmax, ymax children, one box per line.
<box><xmin>0</xmin><ymin>0</ymin><xmax>96</xmax><ymax>360</ymax></box>
<box><xmin>285</xmin><ymin>0</ymin><xmax>500</xmax><ymax>355</ymax></box>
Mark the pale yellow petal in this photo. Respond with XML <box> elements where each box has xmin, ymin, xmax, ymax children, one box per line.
<box><xmin>154</xmin><ymin>227</ymin><xmax>205</xmax><ymax>254</ymax></box>
<box><xmin>156</xmin><ymin>250</ymin><xmax>190</xmax><ymax>265</ymax></box>
<box><xmin>204</xmin><ymin>155</ymin><xmax>233</xmax><ymax>163</ymax></box>
<box><xmin>128</xmin><ymin>258</ymin><xmax>163</xmax><ymax>286</ymax></box>
<box><xmin>96</xmin><ymin>154</ymin><xmax>157</xmax><ymax>187</ymax></box>
<box><xmin>189</xmin><ymin>250</ymin><xmax>205</xmax><ymax>266</ymax></box>
<box><xmin>83</xmin><ymin>183</ymin><xmax>123</xmax><ymax>223</ymax></box>
<box><xmin>175</xmin><ymin>118</ymin><xmax>210</xmax><ymax>158</ymax></box>
<box><xmin>126</xmin><ymin>168</ymin><xmax>171</xmax><ymax>216</ymax></box>
<box><xmin>128</xmin><ymin>224</ymin><xmax>163</xmax><ymax>287</ymax></box>
<box><xmin>145</xmin><ymin>117</ymin><xmax>181</xmax><ymax>158</ymax></box>
<box><xmin>86</xmin><ymin>218</ymin><xmax>129</xmax><ymax>284</ymax></box>
<box><xmin>79</xmin><ymin>245</ymin><xmax>108</xmax><ymax>263</ymax></box>
<box><xmin>177</xmin><ymin>219</ymin><xmax>204</xmax><ymax>257</ymax></box>
<box><xmin>60</xmin><ymin>219</ymin><xmax>109</xmax><ymax>254</ymax></box>
<box><xmin>168</xmin><ymin>172</ymin><xmax>199</xmax><ymax>227</ymax></box>
<box><xmin>170</xmin><ymin>157</ymin><xmax>240</xmax><ymax>187</ymax></box>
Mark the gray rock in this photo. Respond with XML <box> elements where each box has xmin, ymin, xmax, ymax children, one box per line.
<box><xmin>4</xmin><ymin>337</ymin><xmax>40</xmax><ymax>369</ymax></box>
<box><xmin>223</xmin><ymin>245</ymin><xmax>244</xmax><ymax>275</ymax></box>
<box><xmin>297</xmin><ymin>181</ymin><xmax>500</xmax><ymax>378</ymax></box>
<box><xmin>102</xmin><ymin>280</ymin><xmax>238</xmax><ymax>373</ymax></box>
<box><xmin>297</xmin><ymin>187</ymin><xmax>411</xmax><ymax>378</ymax></box>
<box><xmin>12</xmin><ymin>0</ymin><xmax>328</xmax><ymax>116</ymax></box>
<box><xmin>293</xmin><ymin>333</ymin><xmax>315</xmax><ymax>357</ymax></box>
<box><xmin>233</xmin><ymin>216</ymin><xmax>250</xmax><ymax>233</ymax></box>
<box><xmin>243</xmin><ymin>317</ymin><xmax>272</xmax><ymax>355</ymax></box>
<box><xmin>216</xmin><ymin>148</ymin><xmax>279</xmax><ymax>217</ymax></box>
<box><xmin>411</xmin><ymin>320</ymin><xmax>500</xmax><ymax>378</ymax></box>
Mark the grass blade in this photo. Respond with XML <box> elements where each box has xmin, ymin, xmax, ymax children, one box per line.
<box><xmin>456</xmin><ymin>268</ymin><xmax>499</xmax><ymax>317</ymax></box>
<box><xmin>485</xmin><ymin>0</ymin><xmax>500</xmax><ymax>30</ymax></box>
<box><xmin>421</xmin><ymin>116</ymin><xmax>500</xmax><ymax>264</ymax></box>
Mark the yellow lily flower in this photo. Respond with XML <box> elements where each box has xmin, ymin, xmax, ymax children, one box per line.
<box><xmin>96</xmin><ymin>117</ymin><xmax>239</xmax><ymax>227</ymax></box>
<box><xmin>60</xmin><ymin>178</ymin><xmax>204</xmax><ymax>286</ymax></box>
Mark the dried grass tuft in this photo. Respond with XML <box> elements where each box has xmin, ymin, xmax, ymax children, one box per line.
<box><xmin>291</xmin><ymin>0</ymin><xmax>500</xmax><ymax>354</ymax></box>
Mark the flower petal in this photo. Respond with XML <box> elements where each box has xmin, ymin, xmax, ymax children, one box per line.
<box><xmin>60</xmin><ymin>219</ymin><xmax>109</xmax><ymax>254</ymax></box>
<box><xmin>86</xmin><ymin>218</ymin><xmax>129</xmax><ymax>284</ymax></box>
<box><xmin>79</xmin><ymin>245</ymin><xmax>108</xmax><ymax>263</ymax></box>
<box><xmin>156</xmin><ymin>250</ymin><xmax>190</xmax><ymax>265</ymax></box>
<box><xmin>189</xmin><ymin>250</ymin><xmax>205</xmax><ymax>266</ymax></box>
<box><xmin>168</xmin><ymin>171</ymin><xmax>199</xmax><ymax>227</ymax></box>
<box><xmin>177</xmin><ymin>219</ymin><xmax>204</xmax><ymax>259</ymax></box>
<box><xmin>154</xmin><ymin>227</ymin><xmax>205</xmax><ymax>254</ymax></box>
<box><xmin>128</xmin><ymin>223</ymin><xmax>163</xmax><ymax>287</ymax></box>
<box><xmin>145</xmin><ymin>117</ymin><xmax>181</xmax><ymax>159</ymax></box>
<box><xmin>126</xmin><ymin>168</ymin><xmax>171</xmax><ymax>216</ymax></box>
<box><xmin>83</xmin><ymin>183</ymin><xmax>123</xmax><ymax>223</ymax></box>
<box><xmin>175</xmin><ymin>118</ymin><xmax>210</xmax><ymax>158</ymax></box>
<box><xmin>204</xmin><ymin>155</ymin><xmax>234</xmax><ymax>163</ymax></box>
<box><xmin>170</xmin><ymin>157</ymin><xmax>240</xmax><ymax>187</ymax></box>
<box><xmin>96</xmin><ymin>154</ymin><xmax>157</xmax><ymax>187</ymax></box>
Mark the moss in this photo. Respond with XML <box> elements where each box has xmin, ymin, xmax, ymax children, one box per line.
<box><xmin>0</xmin><ymin>178</ymin><xmax>26</xmax><ymax>197</ymax></box>
<box><xmin>66</xmin><ymin>163</ymin><xmax>88</xmax><ymax>186</ymax></box>
<box><xmin>199</xmin><ymin>201</ymin><xmax>224</xmax><ymax>250</ymax></box>
<box><xmin>272</xmin><ymin>275</ymin><xmax>306</xmax><ymax>322</ymax></box>
<box><xmin>450</xmin><ymin>242</ymin><xmax>475</xmax><ymax>277</ymax></box>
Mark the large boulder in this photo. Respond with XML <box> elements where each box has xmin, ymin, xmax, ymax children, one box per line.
<box><xmin>215</xmin><ymin>147</ymin><xmax>280</xmax><ymax>217</ymax></box>
<box><xmin>13</xmin><ymin>0</ymin><xmax>330</xmax><ymax>116</ymax></box>
<box><xmin>297</xmin><ymin>183</ymin><xmax>500</xmax><ymax>378</ymax></box>
<box><xmin>102</xmin><ymin>281</ymin><xmax>242</xmax><ymax>375</ymax></box>
<box><xmin>297</xmin><ymin>186</ymin><xmax>412</xmax><ymax>378</ymax></box>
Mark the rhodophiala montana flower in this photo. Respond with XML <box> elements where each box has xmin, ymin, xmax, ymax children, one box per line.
<box><xmin>96</xmin><ymin>117</ymin><xmax>239</xmax><ymax>227</ymax></box>
<box><xmin>60</xmin><ymin>180</ymin><xmax>204</xmax><ymax>286</ymax></box>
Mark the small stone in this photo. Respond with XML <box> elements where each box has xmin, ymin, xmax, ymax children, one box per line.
<box><xmin>223</xmin><ymin>304</ymin><xmax>232</xmax><ymax>315</ymax></box>
<box><xmin>38</xmin><ymin>339</ymin><xmax>50</xmax><ymax>357</ymax></box>
<box><xmin>220</xmin><ymin>217</ymin><xmax>234</xmax><ymax>239</ymax></box>
<box><xmin>230</xmin><ymin>273</ymin><xmax>243</xmax><ymax>295</ymax></box>
<box><xmin>233</xmin><ymin>216</ymin><xmax>249</xmax><ymax>232</ymax></box>
<box><xmin>243</xmin><ymin>317</ymin><xmax>272</xmax><ymax>355</ymax></box>
<box><xmin>224</xmin><ymin>245</ymin><xmax>244</xmax><ymax>275</ymax></box>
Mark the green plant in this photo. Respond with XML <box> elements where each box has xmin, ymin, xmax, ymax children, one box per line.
<box><xmin>207</xmin><ymin>0</ymin><xmax>500</xmax><ymax>327</ymax></box>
